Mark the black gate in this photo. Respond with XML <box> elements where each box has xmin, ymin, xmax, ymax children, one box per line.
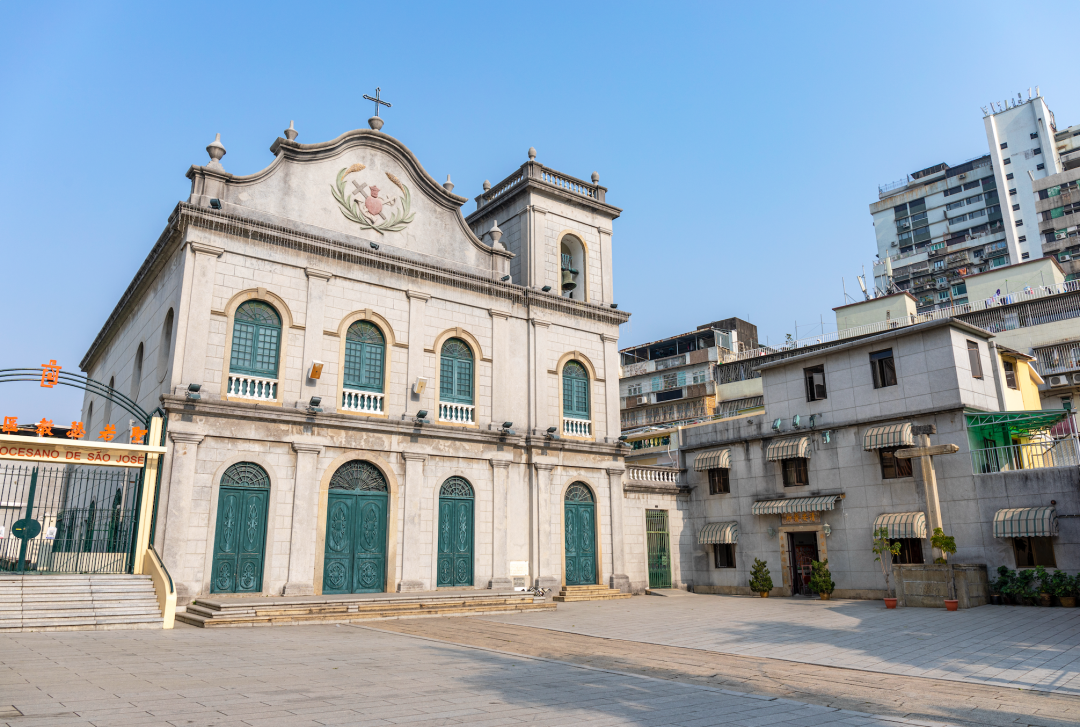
<box><xmin>0</xmin><ymin>463</ymin><xmax>140</xmax><ymax>574</ymax></box>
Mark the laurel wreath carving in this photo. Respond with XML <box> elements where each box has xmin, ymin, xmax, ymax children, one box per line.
<box><xmin>331</xmin><ymin>165</ymin><xmax>416</xmax><ymax>234</ymax></box>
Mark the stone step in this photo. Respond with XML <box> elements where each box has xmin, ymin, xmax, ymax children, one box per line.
<box><xmin>553</xmin><ymin>593</ymin><xmax>632</xmax><ymax>602</ymax></box>
<box><xmin>189</xmin><ymin>595</ymin><xmax>538</xmax><ymax>619</ymax></box>
<box><xmin>177</xmin><ymin>600</ymin><xmax>555</xmax><ymax>628</ymax></box>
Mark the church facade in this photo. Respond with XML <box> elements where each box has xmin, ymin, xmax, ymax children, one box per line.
<box><xmin>78</xmin><ymin>120</ymin><xmax>638</xmax><ymax>604</ymax></box>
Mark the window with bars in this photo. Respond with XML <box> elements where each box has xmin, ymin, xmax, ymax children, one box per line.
<box><xmin>879</xmin><ymin>448</ymin><xmax>913</xmax><ymax>479</ymax></box>
<box><xmin>230</xmin><ymin>301</ymin><xmax>282</xmax><ymax>377</ymax></box>
<box><xmin>439</xmin><ymin>338</ymin><xmax>474</xmax><ymax>404</ymax></box>
<box><xmin>343</xmin><ymin>321</ymin><xmax>385</xmax><ymax>392</ymax></box>
<box><xmin>562</xmin><ymin>361</ymin><xmax>590</xmax><ymax>418</ymax></box>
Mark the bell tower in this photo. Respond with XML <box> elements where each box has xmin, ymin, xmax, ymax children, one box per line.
<box><xmin>466</xmin><ymin>147</ymin><xmax>621</xmax><ymax>307</ymax></box>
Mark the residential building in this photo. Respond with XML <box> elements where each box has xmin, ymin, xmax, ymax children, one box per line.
<box><xmin>619</xmin><ymin>318</ymin><xmax>759</xmax><ymax>432</ymax></box>
<box><xmin>1032</xmin><ymin>154</ymin><xmax>1080</xmax><ymax>281</ymax></box>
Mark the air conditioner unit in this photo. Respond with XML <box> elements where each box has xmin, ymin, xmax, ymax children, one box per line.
<box><xmin>959</xmin><ymin>173</ymin><xmax>967</xmax><ymax>180</ymax></box>
<box><xmin>1072</xmin><ymin>374</ymin><xmax>1080</xmax><ymax>384</ymax></box>
<box><xmin>1061</xmin><ymin>254</ymin><xmax>1072</xmax><ymax>262</ymax></box>
<box><xmin>1049</xmin><ymin>375</ymin><xmax>1069</xmax><ymax>387</ymax></box>
<box><xmin>635</xmin><ymin>396</ymin><xmax>647</xmax><ymax>405</ymax></box>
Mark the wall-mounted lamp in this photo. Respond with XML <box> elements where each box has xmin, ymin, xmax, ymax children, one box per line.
<box><xmin>500</xmin><ymin>421</ymin><xmax>515</xmax><ymax>435</ymax></box>
<box><xmin>771</xmin><ymin>418</ymin><xmax>782</xmax><ymax>432</ymax></box>
<box><xmin>545</xmin><ymin>426</ymin><xmax>560</xmax><ymax>440</ymax></box>
<box><xmin>808</xmin><ymin>414</ymin><xmax>818</xmax><ymax>429</ymax></box>
<box><xmin>541</xmin><ymin>285</ymin><xmax>552</xmax><ymax>292</ymax></box>
<box><xmin>610</xmin><ymin>303</ymin><xmax>618</xmax><ymax>309</ymax></box>
<box><xmin>186</xmin><ymin>383</ymin><xmax>202</xmax><ymax>400</ymax></box>
<box><xmin>209</xmin><ymin>199</ymin><xmax>222</xmax><ymax>209</ymax></box>
<box><xmin>823</xmin><ymin>523</ymin><xmax>832</xmax><ymax>537</ymax></box>
<box><xmin>792</xmin><ymin>414</ymin><xmax>801</xmax><ymax>429</ymax></box>
<box><xmin>414</xmin><ymin>410</ymin><xmax>430</xmax><ymax>425</ymax></box>
<box><xmin>501</xmin><ymin>275</ymin><xmax>511</xmax><ymax>282</ymax></box>
<box><xmin>307</xmin><ymin>396</ymin><xmax>323</xmax><ymax>413</ymax></box>
<box><xmin>767</xmin><ymin>527</ymin><xmax>776</xmax><ymax>537</ymax></box>
<box><xmin>370</xmin><ymin>242</ymin><xmax>380</xmax><ymax>250</ymax></box>
<box><xmin>821</xmin><ymin>430</ymin><xmax>832</xmax><ymax>444</ymax></box>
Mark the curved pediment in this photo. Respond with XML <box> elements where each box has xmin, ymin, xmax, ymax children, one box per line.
<box><xmin>186</xmin><ymin>129</ymin><xmax>509</xmax><ymax>272</ymax></box>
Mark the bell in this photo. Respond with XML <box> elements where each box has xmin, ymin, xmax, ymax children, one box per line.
<box><xmin>561</xmin><ymin>270</ymin><xmax>577</xmax><ymax>291</ymax></box>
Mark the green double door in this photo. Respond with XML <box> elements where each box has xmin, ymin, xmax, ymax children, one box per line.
<box><xmin>323</xmin><ymin>491</ymin><xmax>387</xmax><ymax>594</ymax></box>
<box><xmin>211</xmin><ymin>487</ymin><xmax>269</xmax><ymax>593</ymax></box>
<box><xmin>646</xmin><ymin>509</ymin><xmax>672</xmax><ymax>589</ymax></box>
<box><xmin>564</xmin><ymin>488</ymin><xmax>597</xmax><ymax>586</ymax></box>
<box><xmin>436</xmin><ymin>496</ymin><xmax>474</xmax><ymax>587</ymax></box>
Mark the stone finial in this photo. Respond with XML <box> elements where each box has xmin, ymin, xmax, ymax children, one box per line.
<box><xmin>284</xmin><ymin>120</ymin><xmax>298</xmax><ymax>141</ymax></box>
<box><xmin>443</xmin><ymin>175</ymin><xmax>455</xmax><ymax>193</ymax></box>
<box><xmin>483</xmin><ymin>180</ymin><xmax>491</xmax><ymax>192</ymax></box>
<box><xmin>528</xmin><ymin>147</ymin><xmax>537</xmax><ymax>161</ymax></box>
<box><xmin>368</xmin><ymin>116</ymin><xmax>384</xmax><ymax>131</ymax></box>
<box><xmin>206</xmin><ymin>133</ymin><xmax>226</xmax><ymax>170</ymax></box>
<box><xmin>591</xmin><ymin>171</ymin><xmax>599</xmax><ymax>184</ymax></box>
<box><xmin>488</xmin><ymin>220</ymin><xmax>504</xmax><ymax>250</ymax></box>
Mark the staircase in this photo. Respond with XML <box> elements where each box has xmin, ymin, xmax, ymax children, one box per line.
<box><xmin>177</xmin><ymin>590</ymin><xmax>555</xmax><ymax>628</ymax></box>
<box><xmin>0</xmin><ymin>574</ymin><xmax>164</xmax><ymax>632</ymax></box>
<box><xmin>553</xmin><ymin>584</ymin><xmax>632</xmax><ymax>602</ymax></box>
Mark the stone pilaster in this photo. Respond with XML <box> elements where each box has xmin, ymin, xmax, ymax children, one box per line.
<box><xmin>178</xmin><ymin>242</ymin><xmax>223</xmax><ymax>388</ymax></box>
<box><xmin>601</xmin><ymin>332</ymin><xmax>621</xmax><ymax>441</ymax></box>
<box><xmin>534</xmin><ymin>463</ymin><xmax>559</xmax><ymax>590</ymax></box>
<box><xmin>598</xmin><ymin>227</ymin><xmax>614</xmax><ymax>303</ymax></box>
<box><xmin>399</xmin><ymin>452</ymin><xmax>428</xmax><ymax>592</ymax></box>
<box><xmin>489</xmin><ymin>458</ymin><xmax>512</xmax><ymax>590</ymax></box>
<box><xmin>301</xmin><ymin>268</ymin><xmax>332</xmax><ymax>399</ymax></box>
<box><xmin>606</xmin><ymin>467</ymin><xmax>630</xmax><ymax>593</ymax></box>
<box><xmin>489</xmin><ymin>310</ymin><xmax>511</xmax><ymax>427</ymax></box>
<box><xmin>405</xmin><ymin>291</ymin><xmax>430</xmax><ymax>414</ymax></box>
<box><xmin>531</xmin><ymin>319</ymin><xmax>551</xmax><ymax>432</ymax></box>
<box><xmin>285</xmin><ymin>442</ymin><xmax>323</xmax><ymax>596</ymax></box>
<box><xmin>161</xmin><ymin>431</ymin><xmax>204</xmax><ymax>600</ymax></box>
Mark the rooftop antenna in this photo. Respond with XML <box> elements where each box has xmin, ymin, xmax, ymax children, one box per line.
<box><xmin>1028</xmin><ymin>87</ymin><xmax>1032</xmax><ymax>100</ymax></box>
<box><xmin>857</xmin><ymin>274</ymin><xmax>870</xmax><ymax>301</ymax></box>
<box><xmin>1036</xmin><ymin>85</ymin><xmax>1040</xmax><ymax>97</ymax></box>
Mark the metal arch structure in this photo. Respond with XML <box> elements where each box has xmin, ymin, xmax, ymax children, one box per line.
<box><xmin>0</xmin><ymin>368</ymin><xmax>151</xmax><ymax>426</ymax></box>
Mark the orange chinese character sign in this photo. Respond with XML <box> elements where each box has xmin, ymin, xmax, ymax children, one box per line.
<box><xmin>99</xmin><ymin>424</ymin><xmax>116</xmax><ymax>442</ymax></box>
<box><xmin>67</xmin><ymin>422</ymin><xmax>85</xmax><ymax>440</ymax></box>
<box><xmin>1</xmin><ymin>417</ymin><xmax>16</xmax><ymax>434</ymax></box>
<box><xmin>40</xmin><ymin>360</ymin><xmax>61</xmax><ymax>388</ymax></box>
<box><xmin>131</xmin><ymin>426</ymin><xmax>148</xmax><ymax>445</ymax></box>
<box><xmin>36</xmin><ymin>419</ymin><xmax>53</xmax><ymax>437</ymax></box>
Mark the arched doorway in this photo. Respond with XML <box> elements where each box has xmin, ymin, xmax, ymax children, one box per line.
<box><xmin>564</xmin><ymin>482</ymin><xmax>597</xmax><ymax>585</ymax></box>
<box><xmin>437</xmin><ymin>477</ymin><xmax>474</xmax><ymax>587</ymax></box>
<box><xmin>323</xmin><ymin>461</ymin><xmax>388</xmax><ymax>594</ymax></box>
<box><xmin>211</xmin><ymin>463</ymin><xmax>271</xmax><ymax>594</ymax></box>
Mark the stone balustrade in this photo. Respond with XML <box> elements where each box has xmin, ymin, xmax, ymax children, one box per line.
<box><xmin>439</xmin><ymin>402</ymin><xmax>475</xmax><ymax>425</ymax></box>
<box><xmin>562</xmin><ymin>417</ymin><xmax>592</xmax><ymax>437</ymax></box>
<box><xmin>226</xmin><ymin>374</ymin><xmax>277</xmax><ymax>402</ymax></box>
<box><xmin>627</xmin><ymin>467</ymin><xmax>680</xmax><ymax>484</ymax></box>
<box><xmin>341</xmin><ymin>390</ymin><xmax>384</xmax><ymax>414</ymax></box>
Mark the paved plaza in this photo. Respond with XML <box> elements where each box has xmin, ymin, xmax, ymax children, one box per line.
<box><xmin>491</xmin><ymin>592</ymin><xmax>1080</xmax><ymax>695</ymax></box>
<box><xmin>1</xmin><ymin>593</ymin><xmax>1078</xmax><ymax>726</ymax></box>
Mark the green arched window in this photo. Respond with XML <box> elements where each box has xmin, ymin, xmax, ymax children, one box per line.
<box><xmin>230</xmin><ymin>301</ymin><xmax>282</xmax><ymax>377</ymax></box>
<box><xmin>562</xmin><ymin>360</ymin><xmax>590</xmax><ymax>418</ymax></box>
<box><xmin>439</xmin><ymin>338</ymin><xmax>474</xmax><ymax>405</ymax></box>
<box><xmin>344</xmin><ymin>321</ymin><xmax>385</xmax><ymax>392</ymax></box>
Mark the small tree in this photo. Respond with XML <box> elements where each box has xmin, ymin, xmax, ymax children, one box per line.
<box><xmin>749</xmin><ymin>558</ymin><xmax>774</xmax><ymax>594</ymax></box>
<box><xmin>872</xmin><ymin>526</ymin><xmax>901</xmax><ymax>596</ymax></box>
<box><xmin>808</xmin><ymin>559</ymin><xmax>835</xmax><ymax>596</ymax></box>
<box><xmin>930</xmin><ymin>527</ymin><xmax>956</xmax><ymax>564</ymax></box>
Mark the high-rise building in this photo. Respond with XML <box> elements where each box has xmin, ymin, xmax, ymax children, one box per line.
<box><xmin>873</xmin><ymin>90</ymin><xmax>1068</xmax><ymax>311</ymax></box>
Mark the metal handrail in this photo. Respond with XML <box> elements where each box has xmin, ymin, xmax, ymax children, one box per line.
<box><xmin>147</xmin><ymin>542</ymin><xmax>174</xmax><ymax>595</ymax></box>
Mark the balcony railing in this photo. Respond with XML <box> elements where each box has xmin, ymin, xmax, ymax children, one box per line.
<box><xmin>341</xmin><ymin>390</ymin><xmax>384</xmax><ymax>414</ymax></box>
<box><xmin>971</xmin><ymin>437</ymin><xmax>1080</xmax><ymax>474</ymax></box>
<box><xmin>627</xmin><ymin>466</ymin><xmax>681</xmax><ymax>484</ymax></box>
<box><xmin>439</xmin><ymin>402</ymin><xmax>475</xmax><ymax>424</ymax></box>
<box><xmin>563</xmin><ymin>417</ymin><xmax>592</xmax><ymax>437</ymax></box>
<box><xmin>1034</xmin><ymin>341</ymin><xmax>1080</xmax><ymax>376</ymax></box>
<box><xmin>226</xmin><ymin>374</ymin><xmax>277</xmax><ymax>402</ymax></box>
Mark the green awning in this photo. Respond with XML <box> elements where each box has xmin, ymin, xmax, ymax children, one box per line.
<box><xmin>993</xmin><ymin>507</ymin><xmax>1059</xmax><ymax>538</ymax></box>
<box><xmin>698</xmin><ymin>521</ymin><xmax>738</xmax><ymax>544</ymax></box>
<box><xmin>765</xmin><ymin>436</ymin><xmax>811</xmax><ymax>461</ymax></box>
<box><xmin>694</xmin><ymin>449</ymin><xmax>731</xmax><ymax>471</ymax></box>
<box><xmin>873</xmin><ymin>512</ymin><xmax>927</xmax><ymax>539</ymax></box>
<box><xmin>863</xmin><ymin>423</ymin><xmax>914</xmax><ymax>451</ymax></box>
<box><xmin>752</xmin><ymin>495</ymin><xmax>840</xmax><ymax>516</ymax></box>
<box><xmin>965</xmin><ymin>410</ymin><xmax>1070</xmax><ymax>438</ymax></box>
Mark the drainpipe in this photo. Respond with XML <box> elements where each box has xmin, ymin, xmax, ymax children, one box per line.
<box><xmin>987</xmin><ymin>341</ymin><xmax>1007</xmax><ymax>411</ymax></box>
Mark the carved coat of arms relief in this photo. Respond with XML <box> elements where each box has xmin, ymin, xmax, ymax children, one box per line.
<box><xmin>331</xmin><ymin>163</ymin><xmax>416</xmax><ymax>234</ymax></box>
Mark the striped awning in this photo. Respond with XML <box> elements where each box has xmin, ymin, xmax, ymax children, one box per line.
<box><xmin>698</xmin><ymin>521</ymin><xmax>738</xmax><ymax>544</ymax></box>
<box><xmin>752</xmin><ymin>495</ymin><xmax>840</xmax><ymax>516</ymax></box>
<box><xmin>765</xmin><ymin>436</ymin><xmax>811</xmax><ymax>461</ymax></box>
<box><xmin>993</xmin><ymin>507</ymin><xmax>1059</xmax><ymax>538</ymax></box>
<box><xmin>873</xmin><ymin>512</ymin><xmax>927</xmax><ymax>539</ymax></box>
<box><xmin>863</xmin><ymin>423</ymin><xmax>914</xmax><ymax>451</ymax></box>
<box><xmin>694</xmin><ymin>449</ymin><xmax>731</xmax><ymax>471</ymax></box>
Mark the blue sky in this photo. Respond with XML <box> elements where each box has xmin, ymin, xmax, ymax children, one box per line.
<box><xmin>1</xmin><ymin>1</ymin><xmax>1077</xmax><ymax>421</ymax></box>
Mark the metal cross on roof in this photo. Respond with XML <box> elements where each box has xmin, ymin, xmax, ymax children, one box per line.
<box><xmin>364</xmin><ymin>87</ymin><xmax>392</xmax><ymax>117</ymax></box>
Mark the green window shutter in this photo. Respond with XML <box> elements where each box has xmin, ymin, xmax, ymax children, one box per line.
<box><xmin>363</xmin><ymin>344</ymin><xmax>384</xmax><ymax>390</ymax></box>
<box><xmin>440</xmin><ymin>356</ymin><xmax>455</xmax><ymax>399</ymax></box>
<box><xmin>456</xmin><ymin>359</ymin><xmax>473</xmax><ymax>403</ymax></box>
<box><xmin>230</xmin><ymin>322</ymin><xmax>255</xmax><ymax>371</ymax></box>
<box><xmin>253</xmin><ymin>327</ymin><xmax>280</xmax><ymax>376</ymax></box>
<box><xmin>677</xmin><ymin>371</ymin><xmax>686</xmax><ymax>387</ymax></box>
<box><xmin>1051</xmin><ymin>206</ymin><xmax>1065</xmax><ymax>218</ymax></box>
<box><xmin>563</xmin><ymin>375</ymin><xmax>574</xmax><ymax>416</ymax></box>
<box><xmin>651</xmin><ymin>376</ymin><xmax>660</xmax><ymax>392</ymax></box>
<box><xmin>231</xmin><ymin>301</ymin><xmax>282</xmax><ymax>376</ymax></box>
<box><xmin>1049</xmin><ymin>186</ymin><xmax>1061</xmax><ymax>197</ymax></box>
<box><xmin>574</xmin><ymin>378</ymin><xmax>590</xmax><ymax>417</ymax></box>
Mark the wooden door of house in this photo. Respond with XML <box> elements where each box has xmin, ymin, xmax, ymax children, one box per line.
<box><xmin>564</xmin><ymin>483</ymin><xmax>596</xmax><ymax>586</ymax></box>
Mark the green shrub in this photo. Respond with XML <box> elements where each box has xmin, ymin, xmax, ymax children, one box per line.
<box><xmin>931</xmin><ymin>527</ymin><xmax>956</xmax><ymax>564</ymax></box>
<box><xmin>993</xmin><ymin>566</ymin><xmax>1016</xmax><ymax>596</ymax></box>
<box><xmin>749</xmin><ymin>558</ymin><xmax>773</xmax><ymax>593</ymax></box>
<box><xmin>1014</xmin><ymin>569</ymin><xmax>1039</xmax><ymax>600</ymax></box>
<box><xmin>808</xmin><ymin>559</ymin><xmax>835</xmax><ymax>595</ymax></box>
<box><xmin>1049</xmin><ymin>570</ymin><xmax>1072</xmax><ymax>598</ymax></box>
<box><xmin>1034</xmin><ymin>565</ymin><xmax>1052</xmax><ymax>594</ymax></box>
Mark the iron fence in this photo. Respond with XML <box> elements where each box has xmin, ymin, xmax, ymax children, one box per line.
<box><xmin>970</xmin><ymin>437</ymin><xmax>1080</xmax><ymax>475</ymax></box>
<box><xmin>0</xmin><ymin>463</ymin><xmax>140</xmax><ymax>573</ymax></box>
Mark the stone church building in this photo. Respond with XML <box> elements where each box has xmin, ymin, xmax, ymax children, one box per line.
<box><xmin>78</xmin><ymin>118</ymin><xmax>641</xmax><ymax>604</ymax></box>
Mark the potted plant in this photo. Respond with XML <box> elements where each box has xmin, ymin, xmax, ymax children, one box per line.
<box><xmin>808</xmin><ymin>559</ymin><xmax>835</xmax><ymax>600</ymax></box>
<box><xmin>749</xmin><ymin>558</ymin><xmax>773</xmax><ymax>597</ymax></box>
<box><xmin>991</xmin><ymin>566</ymin><xmax>1015</xmax><ymax>606</ymax></box>
<box><xmin>872</xmin><ymin>526</ymin><xmax>901</xmax><ymax>608</ymax></box>
<box><xmin>1050</xmin><ymin>570</ymin><xmax>1074</xmax><ymax>608</ymax></box>
<box><xmin>930</xmin><ymin>527</ymin><xmax>956</xmax><ymax>564</ymax></box>
<box><xmin>1068</xmin><ymin>574</ymin><xmax>1080</xmax><ymax>608</ymax></box>
<box><xmin>1035</xmin><ymin>566</ymin><xmax>1053</xmax><ymax>607</ymax></box>
<box><xmin>1014</xmin><ymin>569</ymin><xmax>1038</xmax><ymax>605</ymax></box>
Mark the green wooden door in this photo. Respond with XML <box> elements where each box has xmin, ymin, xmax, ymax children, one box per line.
<box><xmin>564</xmin><ymin>483</ymin><xmax>596</xmax><ymax>586</ymax></box>
<box><xmin>211</xmin><ymin>487</ymin><xmax>269</xmax><ymax>593</ymax></box>
<box><xmin>646</xmin><ymin>509</ymin><xmax>671</xmax><ymax>589</ymax></box>
<box><xmin>323</xmin><ymin>491</ymin><xmax>387</xmax><ymax>594</ymax></box>
<box><xmin>436</xmin><ymin>477</ymin><xmax>474</xmax><ymax>587</ymax></box>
